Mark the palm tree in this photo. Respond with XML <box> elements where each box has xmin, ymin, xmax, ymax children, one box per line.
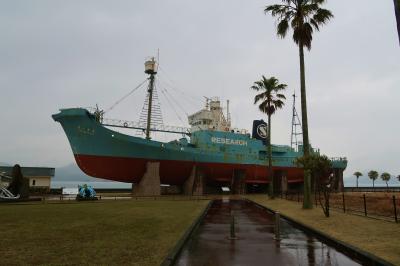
<box><xmin>353</xmin><ymin>171</ymin><xmax>362</xmax><ymax>188</ymax></box>
<box><xmin>397</xmin><ymin>175</ymin><xmax>400</xmax><ymax>182</ymax></box>
<box><xmin>380</xmin><ymin>172</ymin><xmax>391</xmax><ymax>189</ymax></box>
<box><xmin>368</xmin><ymin>170</ymin><xmax>379</xmax><ymax>188</ymax></box>
<box><xmin>251</xmin><ymin>76</ymin><xmax>286</xmax><ymax>198</ymax></box>
<box><xmin>265</xmin><ymin>0</ymin><xmax>333</xmax><ymax>209</ymax></box>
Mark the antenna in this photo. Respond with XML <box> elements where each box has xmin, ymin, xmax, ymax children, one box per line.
<box><xmin>226</xmin><ymin>100</ymin><xmax>231</xmax><ymax>126</ymax></box>
<box><xmin>290</xmin><ymin>92</ymin><xmax>302</xmax><ymax>150</ymax></box>
<box><xmin>157</xmin><ymin>49</ymin><xmax>160</xmax><ymax>72</ymax></box>
<box><xmin>203</xmin><ymin>96</ymin><xmax>210</xmax><ymax>109</ymax></box>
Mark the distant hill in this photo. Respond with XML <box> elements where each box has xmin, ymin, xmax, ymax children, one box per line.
<box><xmin>0</xmin><ymin>162</ymin><xmax>11</xmax><ymax>166</ymax></box>
<box><xmin>54</xmin><ymin>163</ymin><xmax>106</xmax><ymax>182</ymax></box>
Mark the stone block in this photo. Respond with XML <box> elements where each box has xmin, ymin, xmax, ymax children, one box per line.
<box><xmin>132</xmin><ymin>162</ymin><xmax>161</xmax><ymax>196</ymax></box>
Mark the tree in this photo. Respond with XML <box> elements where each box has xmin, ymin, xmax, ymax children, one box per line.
<box><xmin>397</xmin><ymin>175</ymin><xmax>400</xmax><ymax>182</ymax></box>
<box><xmin>380</xmin><ymin>172</ymin><xmax>391</xmax><ymax>189</ymax></box>
<box><xmin>251</xmin><ymin>76</ymin><xmax>286</xmax><ymax>198</ymax></box>
<box><xmin>368</xmin><ymin>170</ymin><xmax>379</xmax><ymax>188</ymax></box>
<box><xmin>7</xmin><ymin>164</ymin><xmax>24</xmax><ymax>196</ymax></box>
<box><xmin>353</xmin><ymin>171</ymin><xmax>362</xmax><ymax>188</ymax></box>
<box><xmin>265</xmin><ymin>0</ymin><xmax>333</xmax><ymax>209</ymax></box>
<box><xmin>295</xmin><ymin>154</ymin><xmax>333</xmax><ymax>217</ymax></box>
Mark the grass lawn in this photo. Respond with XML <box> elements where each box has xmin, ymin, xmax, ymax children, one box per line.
<box><xmin>0</xmin><ymin>199</ymin><xmax>209</xmax><ymax>265</ymax></box>
<box><xmin>245</xmin><ymin>195</ymin><xmax>400</xmax><ymax>265</ymax></box>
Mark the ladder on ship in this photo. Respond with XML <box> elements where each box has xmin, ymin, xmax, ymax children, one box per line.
<box><xmin>93</xmin><ymin>56</ymin><xmax>193</xmax><ymax>137</ymax></box>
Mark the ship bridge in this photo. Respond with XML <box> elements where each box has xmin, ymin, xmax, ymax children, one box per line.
<box><xmin>189</xmin><ymin>97</ymin><xmax>239</xmax><ymax>133</ymax></box>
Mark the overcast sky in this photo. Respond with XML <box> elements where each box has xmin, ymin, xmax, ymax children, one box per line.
<box><xmin>0</xmin><ymin>1</ymin><xmax>399</xmax><ymax>184</ymax></box>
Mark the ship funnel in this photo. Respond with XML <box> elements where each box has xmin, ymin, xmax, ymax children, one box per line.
<box><xmin>252</xmin><ymin>120</ymin><xmax>268</xmax><ymax>145</ymax></box>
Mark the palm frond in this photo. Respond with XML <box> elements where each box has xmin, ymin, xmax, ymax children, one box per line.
<box><xmin>254</xmin><ymin>92</ymin><xmax>268</xmax><ymax>104</ymax></box>
<box><xmin>313</xmin><ymin>8</ymin><xmax>334</xmax><ymax>25</ymax></box>
<box><xmin>265</xmin><ymin>0</ymin><xmax>333</xmax><ymax>50</ymax></box>
<box><xmin>250</xmin><ymin>76</ymin><xmax>287</xmax><ymax>115</ymax></box>
<box><xmin>310</xmin><ymin>18</ymin><xmax>320</xmax><ymax>31</ymax></box>
<box><xmin>276</xmin><ymin>93</ymin><xmax>286</xmax><ymax>99</ymax></box>
<box><xmin>311</xmin><ymin>0</ymin><xmax>327</xmax><ymax>5</ymax></box>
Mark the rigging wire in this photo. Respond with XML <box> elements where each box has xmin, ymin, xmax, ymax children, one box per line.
<box><xmin>157</xmin><ymin>77</ymin><xmax>199</xmax><ymax>116</ymax></box>
<box><xmin>157</xmin><ymin>80</ymin><xmax>189</xmax><ymax>117</ymax></box>
<box><xmin>157</xmin><ymin>80</ymin><xmax>187</xmax><ymax>126</ymax></box>
<box><xmin>164</xmin><ymin>88</ymin><xmax>189</xmax><ymax>117</ymax></box>
<box><xmin>104</xmin><ymin>78</ymin><xmax>148</xmax><ymax>114</ymax></box>
<box><xmin>158</xmin><ymin>66</ymin><xmax>200</xmax><ymax>105</ymax></box>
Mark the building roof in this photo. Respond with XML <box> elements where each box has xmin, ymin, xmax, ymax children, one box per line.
<box><xmin>0</xmin><ymin>166</ymin><xmax>55</xmax><ymax>177</ymax></box>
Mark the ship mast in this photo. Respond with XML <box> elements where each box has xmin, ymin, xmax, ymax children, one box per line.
<box><xmin>290</xmin><ymin>92</ymin><xmax>302</xmax><ymax>149</ymax></box>
<box><xmin>144</xmin><ymin>57</ymin><xmax>157</xmax><ymax>140</ymax></box>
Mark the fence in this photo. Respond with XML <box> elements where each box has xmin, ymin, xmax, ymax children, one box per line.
<box><xmin>40</xmin><ymin>194</ymin><xmax>213</xmax><ymax>202</ymax></box>
<box><xmin>344</xmin><ymin>187</ymin><xmax>400</xmax><ymax>193</ymax></box>
<box><xmin>280</xmin><ymin>191</ymin><xmax>399</xmax><ymax>223</ymax></box>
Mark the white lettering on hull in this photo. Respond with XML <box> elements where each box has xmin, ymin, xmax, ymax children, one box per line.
<box><xmin>211</xmin><ymin>137</ymin><xmax>247</xmax><ymax>146</ymax></box>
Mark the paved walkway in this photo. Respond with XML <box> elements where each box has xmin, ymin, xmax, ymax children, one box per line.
<box><xmin>175</xmin><ymin>199</ymin><xmax>361</xmax><ymax>266</ymax></box>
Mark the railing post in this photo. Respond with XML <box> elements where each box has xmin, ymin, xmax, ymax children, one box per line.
<box><xmin>393</xmin><ymin>195</ymin><xmax>398</xmax><ymax>223</ymax></box>
<box><xmin>342</xmin><ymin>192</ymin><xmax>346</xmax><ymax>213</ymax></box>
<box><xmin>363</xmin><ymin>194</ymin><xmax>367</xmax><ymax>216</ymax></box>
<box><xmin>274</xmin><ymin>212</ymin><xmax>280</xmax><ymax>240</ymax></box>
<box><xmin>230</xmin><ymin>212</ymin><xmax>235</xmax><ymax>239</ymax></box>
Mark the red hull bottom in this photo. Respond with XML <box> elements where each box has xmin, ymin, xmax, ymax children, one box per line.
<box><xmin>74</xmin><ymin>154</ymin><xmax>304</xmax><ymax>185</ymax></box>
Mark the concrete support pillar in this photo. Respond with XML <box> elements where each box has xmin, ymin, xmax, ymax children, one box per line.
<box><xmin>132</xmin><ymin>162</ymin><xmax>161</xmax><ymax>196</ymax></box>
<box><xmin>183</xmin><ymin>166</ymin><xmax>196</xmax><ymax>195</ymax></box>
<box><xmin>192</xmin><ymin>167</ymin><xmax>205</xmax><ymax>196</ymax></box>
<box><xmin>281</xmin><ymin>175</ymin><xmax>288</xmax><ymax>193</ymax></box>
<box><xmin>232</xmin><ymin>170</ymin><xmax>246</xmax><ymax>195</ymax></box>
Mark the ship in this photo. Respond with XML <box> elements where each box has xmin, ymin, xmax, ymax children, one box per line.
<box><xmin>52</xmin><ymin>58</ymin><xmax>347</xmax><ymax>194</ymax></box>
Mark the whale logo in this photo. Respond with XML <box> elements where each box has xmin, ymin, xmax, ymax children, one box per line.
<box><xmin>257</xmin><ymin>124</ymin><xmax>267</xmax><ymax>139</ymax></box>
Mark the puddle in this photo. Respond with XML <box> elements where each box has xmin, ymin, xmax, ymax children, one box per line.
<box><xmin>175</xmin><ymin>200</ymin><xmax>363</xmax><ymax>266</ymax></box>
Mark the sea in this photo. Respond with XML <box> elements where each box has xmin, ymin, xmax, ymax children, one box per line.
<box><xmin>51</xmin><ymin>179</ymin><xmax>399</xmax><ymax>189</ymax></box>
<box><xmin>51</xmin><ymin>181</ymin><xmax>131</xmax><ymax>189</ymax></box>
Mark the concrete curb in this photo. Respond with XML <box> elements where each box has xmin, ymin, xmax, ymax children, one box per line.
<box><xmin>246</xmin><ymin>199</ymin><xmax>394</xmax><ymax>266</ymax></box>
<box><xmin>160</xmin><ymin>200</ymin><xmax>213</xmax><ymax>266</ymax></box>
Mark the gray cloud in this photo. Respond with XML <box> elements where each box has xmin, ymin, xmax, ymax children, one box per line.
<box><xmin>0</xmin><ymin>0</ymin><xmax>399</xmax><ymax>183</ymax></box>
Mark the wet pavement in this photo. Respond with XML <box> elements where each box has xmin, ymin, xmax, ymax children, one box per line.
<box><xmin>175</xmin><ymin>199</ymin><xmax>362</xmax><ymax>266</ymax></box>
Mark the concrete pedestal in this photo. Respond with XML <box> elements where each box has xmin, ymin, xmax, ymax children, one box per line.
<box><xmin>232</xmin><ymin>170</ymin><xmax>246</xmax><ymax>195</ymax></box>
<box><xmin>183</xmin><ymin>166</ymin><xmax>196</xmax><ymax>195</ymax></box>
<box><xmin>281</xmin><ymin>175</ymin><xmax>288</xmax><ymax>193</ymax></box>
<box><xmin>132</xmin><ymin>162</ymin><xmax>161</xmax><ymax>196</ymax></box>
<box><xmin>183</xmin><ymin>166</ymin><xmax>205</xmax><ymax>196</ymax></box>
<box><xmin>335</xmin><ymin>169</ymin><xmax>344</xmax><ymax>192</ymax></box>
<box><xmin>192</xmin><ymin>167</ymin><xmax>205</xmax><ymax>196</ymax></box>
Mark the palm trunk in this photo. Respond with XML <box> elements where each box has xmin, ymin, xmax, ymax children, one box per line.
<box><xmin>268</xmin><ymin>113</ymin><xmax>274</xmax><ymax>198</ymax></box>
<box><xmin>299</xmin><ymin>42</ymin><xmax>312</xmax><ymax>209</ymax></box>
<box><xmin>356</xmin><ymin>177</ymin><xmax>358</xmax><ymax>188</ymax></box>
<box><xmin>373</xmin><ymin>180</ymin><xmax>375</xmax><ymax>188</ymax></box>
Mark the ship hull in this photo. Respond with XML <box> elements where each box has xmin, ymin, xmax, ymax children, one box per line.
<box><xmin>53</xmin><ymin>108</ymin><xmax>346</xmax><ymax>186</ymax></box>
<box><xmin>74</xmin><ymin>154</ymin><xmax>304</xmax><ymax>185</ymax></box>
